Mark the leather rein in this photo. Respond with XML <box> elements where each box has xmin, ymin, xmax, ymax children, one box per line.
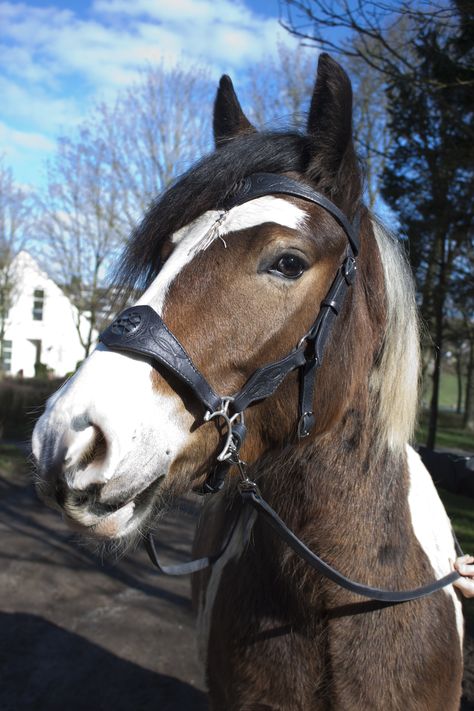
<box><xmin>100</xmin><ymin>172</ymin><xmax>461</xmax><ymax>602</ymax></box>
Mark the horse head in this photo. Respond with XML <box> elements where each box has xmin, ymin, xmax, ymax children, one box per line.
<box><xmin>32</xmin><ymin>54</ymin><xmax>415</xmax><ymax>544</ymax></box>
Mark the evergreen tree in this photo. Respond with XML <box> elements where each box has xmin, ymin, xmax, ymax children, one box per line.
<box><xmin>381</xmin><ymin>3</ymin><xmax>474</xmax><ymax>447</ymax></box>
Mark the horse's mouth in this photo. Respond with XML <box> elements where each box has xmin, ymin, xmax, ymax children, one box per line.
<box><xmin>40</xmin><ymin>476</ymin><xmax>164</xmax><ymax>540</ymax></box>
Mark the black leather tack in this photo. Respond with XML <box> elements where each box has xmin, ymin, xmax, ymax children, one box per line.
<box><xmin>100</xmin><ymin>305</ymin><xmax>222</xmax><ymax>414</ymax></box>
<box><xmin>231</xmin><ymin>347</ymin><xmax>307</xmax><ymax>414</ymax></box>
<box><xmin>100</xmin><ymin>172</ymin><xmax>361</xmax><ymax>497</ymax></box>
<box><xmin>343</xmin><ymin>256</ymin><xmax>357</xmax><ymax>285</ymax></box>
<box><xmin>102</xmin><ymin>173</ymin><xmax>464</xmax><ymax>603</ymax></box>
<box><xmin>321</xmin><ymin>299</ymin><xmax>340</xmax><ymax>314</ymax></box>
<box><xmin>241</xmin><ymin>490</ymin><xmax>462</xmax><ymax>603</ymax></box>
<box><xmin>222</xmin><ymin>173</ymin><xmax>360</xmax><ymax>256</ymax></box>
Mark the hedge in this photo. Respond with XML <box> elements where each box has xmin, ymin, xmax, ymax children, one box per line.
<box><xmin>0</xmin><ymin>377</ymin><xmax>65</xmax><ymax>440</ymax></box>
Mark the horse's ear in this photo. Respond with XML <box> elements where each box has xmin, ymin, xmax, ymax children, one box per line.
<box><xmin>306</xmin><ymin>54</ymin><xmax>361</xmax><ymax>208</ymax></box>
<box><xmin>213</xmin><ymin>75</ymin><xmax>256</xmax><ymax>148</ymax></box>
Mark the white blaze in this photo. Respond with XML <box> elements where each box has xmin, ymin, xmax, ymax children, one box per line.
<box><xmin>137</xmin><ymin>196</ymin><xmax>307</xmax><ymax>314</ymax></box>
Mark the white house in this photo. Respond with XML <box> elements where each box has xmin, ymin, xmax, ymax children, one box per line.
<box><xmin>2</xmin><ymin>251</ymin><xmax>95</xmax><ymax>378</ymax></box>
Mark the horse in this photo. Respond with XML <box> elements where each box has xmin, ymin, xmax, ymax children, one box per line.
<box><xmin>33</xmin><ymin>53</ymin><xmax>464</xmax><ymax>709</ymax></box>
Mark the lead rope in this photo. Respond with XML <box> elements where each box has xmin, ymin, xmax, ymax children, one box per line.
<box><xmin>144</xmin><ymin>503</ymin><xmax>242</xmax><ymax>576</ymax></box>
<box><xmin>145</xmin><ymin>453</ymin><xmax>462</xmax><ymax>603</ymax></box>
<box><xmin>236</xmin><ymin>474</ymin><xmax>462</xmax><ymax>603</ymax></box>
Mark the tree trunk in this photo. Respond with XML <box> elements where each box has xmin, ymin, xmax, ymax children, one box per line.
<box><xmin>463</xmin><ymin>338</ymin><xmax>474</xmax><ymax>432</ymax></box>
<box><xmin>455</xmin><ymin>347</ymin><xmax>463</xmax><ymax>414</ymax></box>
<box><xmin>426</xmin><ymin>240</ymin><xmax>448</xmax><ymax>450</ymax></box>
<box><xmin>427</xmin><ymin>343</ymin><xmax>441</xmax><ymax>450</ymax></box>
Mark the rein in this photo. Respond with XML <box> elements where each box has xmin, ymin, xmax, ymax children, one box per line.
<box><xmin>100</xmin><ymin>172</ymin><xmax>461</xmax><ymax>602</ymax></box>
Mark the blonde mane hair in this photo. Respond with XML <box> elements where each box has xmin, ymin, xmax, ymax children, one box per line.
<box><xmin>370</xmin><ymin>219</ymin><xmax>420</xmax><ymax>454</ymax></box>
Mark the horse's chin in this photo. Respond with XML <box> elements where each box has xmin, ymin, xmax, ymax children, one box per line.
<box><xmin>63</xmin><ymin>500</ymin><xmax>140</xmax><ymax>540</ymax></box>
<box><xmin>37</xmin><ymin>474</ymin><xmax>166</xmax><ymax>543</ymax></box>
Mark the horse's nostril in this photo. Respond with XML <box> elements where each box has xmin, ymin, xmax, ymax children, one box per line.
<box><xmin>65</xmin><ymin>423</ymin><xmax>107</xmax><ymax>473</ymax></box>
<box><xmin>78</xmin><ymin>427</ymin><xmax>107</xmax><ymax>471</ymax></box>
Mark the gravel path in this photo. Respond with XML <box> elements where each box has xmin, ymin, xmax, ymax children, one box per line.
<box><xmin>0</xmin><ymin>451</ymin><xmax>472</xmax><ymax>710</ymax></box>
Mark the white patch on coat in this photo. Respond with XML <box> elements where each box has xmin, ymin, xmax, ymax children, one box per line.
<box><xmin>196</xmin><ymin>506</ymin><xmax>257</xmax><ymax>664</ymax></box>
<box><xmin>406</xmin><ymin>444</ymin><xmax>463</xmax><ymax>648</ymax></box>
<box><xmin>33</xmin><ymin>345</ymin><xmax>193</xmax><ymax>492</ymax></box>
<box><xmin>137</xmin><ymin>196</ymin><xmax>307</xmax><ymax>314</ymax></box>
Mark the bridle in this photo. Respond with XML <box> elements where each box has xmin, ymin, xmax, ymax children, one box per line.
<box><xmin>101</xmin><ymin>173</ymin><xmax>359</xmax><ymax>487</ymax></box>
<box><xmin>100</xmin><ymin>172</ymin><xmax>461</xmax><ymax>602</ymax></box>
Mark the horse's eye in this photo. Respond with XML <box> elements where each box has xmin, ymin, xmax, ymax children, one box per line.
<box><xmin>270</xmin><ymin>254</ymin><xmax>307</xmax><ymax>279</ymax></box>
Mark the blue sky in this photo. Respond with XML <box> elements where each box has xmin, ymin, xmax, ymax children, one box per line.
<box><xmin>0</xmin><ymin>0</ymin><xmax>306</xmax><ymax>189</ymax></box>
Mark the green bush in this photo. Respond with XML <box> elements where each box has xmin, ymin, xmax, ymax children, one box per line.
<box><xmin>0</xmin><ymin>377</ymin><xmax>64</xmax><ymax>439</ymax></box>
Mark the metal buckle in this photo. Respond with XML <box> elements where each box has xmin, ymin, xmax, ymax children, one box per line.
<box><xmin>297</xmin><ymin>411</ymin><xmax>314</xmax><ymax>439</ymax></box>
<box><xmin>204</xmin><ymin>398</ymin><xmax>245</xmax><ymax>462</ymax></box>
<box><xmin>342</xmin><ymin>256</ymin><xmax>357</xmax><ymax>285</ymax></box>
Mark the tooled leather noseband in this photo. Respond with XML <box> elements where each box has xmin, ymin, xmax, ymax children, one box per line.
<box><xmin>100</xmin><ymin>172</ymin><xmax>461</xmax><ymax>601</ymax></box>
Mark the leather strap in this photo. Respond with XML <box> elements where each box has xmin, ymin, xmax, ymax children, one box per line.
<box><xmin>222</xmin><ymin>173</ymin><xmax>360</xmax><ymax>256</ymax></box>
<box><xmin>296</xmin><ymin>254</ymin><xmax>357</xmax><ymax>437</ymax></box>
<box><xmin>231</xmin><ymin>346</ymin><xmax>307</xmax><ymax>414</ymax></box>
<box><xmin>240</xmin><ymin>487</ymin><xmax>462</xmax><ymax>602</ymax></box>
<box><xmin>100</xmin><ymin>305</ymin><xmax>222</xmax><ymax>414</ymax></box>
<box><xmin>145</xmin><ymin>504</ymin><xmax>243</xmax><ymax>575</ymax></box>
<box><xmin>298</xmin><ymin>354</ymin><xmax>318</xmax><ymax>438</ymax></box>
<box><xmin>146</xmin><ymin>485</ymin><xmax>462</xmax><ymax>604</ymax></box>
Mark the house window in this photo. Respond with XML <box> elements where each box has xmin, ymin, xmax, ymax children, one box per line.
<box><xmin>2</xmin><ymin>340</ymin><xmax>12</xmax><ymax>372</ymax></box>
<box><xmin>33</xmin><ymin>289</ymin><xmax>45</xmax><ymax>321</ymax></box>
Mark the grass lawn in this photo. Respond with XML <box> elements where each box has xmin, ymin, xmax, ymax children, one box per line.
<box><xmin>422</xmin><ymin>372</ymin><xmax>464</xmax><ymax>412</ymax></box>
<box><xmin>416</xmin><ymin>410</ymin><xmax>474</xmax><ymax>453</ymax></box>
<box><xmin>439</xmin><ymin>372</ymin><xmax>463</xmax><ymax>411</ymax></box>
<box><xmin>438</xmin><ymin>487</ymin><xmax>474</xmax><ymax>627</ymax></box>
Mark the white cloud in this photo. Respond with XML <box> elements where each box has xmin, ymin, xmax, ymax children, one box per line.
<box><xmin>0</xmin><ymin>122</ymin><xmax>54</xmax><ymax>152</ymax></box>
<box><xmin>0</xmin><ymin>120</ymin><xmax>55</xmax><ymax>187</ymax></box>
<box><xmin>0</xmin><ymin>76</ymin><xmax>82</xmax><ymax>132</ymax></box>
<box><xmin>93</xmin><ymin>0</ymin><xmax>256</xmax><ymax>25</ymax></box>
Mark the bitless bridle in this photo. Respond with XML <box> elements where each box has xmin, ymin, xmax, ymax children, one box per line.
<box><xmin>100</xmin><ymin>173</ymin><xmax>461</xmax><ymax>602</ymax></box>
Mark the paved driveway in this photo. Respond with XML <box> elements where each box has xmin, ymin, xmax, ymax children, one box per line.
<box><xmin>0</xmin><ymin>453</ymin><xmax>207</xmax><ymax>711</ymax></box>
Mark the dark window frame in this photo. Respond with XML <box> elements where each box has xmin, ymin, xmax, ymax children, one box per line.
<box><xmin>33</xmin><ymin>289</ymin><xmax>45</xmax><ymax>321</ymax></box>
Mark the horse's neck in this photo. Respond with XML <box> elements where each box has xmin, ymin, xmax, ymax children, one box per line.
<box><xmin>255</xmin><ymin>405</ymin><xmax>410</xmax><ymax>595</ymax></box>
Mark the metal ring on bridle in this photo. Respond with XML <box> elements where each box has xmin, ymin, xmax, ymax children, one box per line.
<box><xmin>204</xmin><ymin>398</ymin><xmax>245</xmax><ymax>462</ymax></box>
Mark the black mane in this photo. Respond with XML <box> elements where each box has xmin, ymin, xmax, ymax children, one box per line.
<box><xmin>116</xmin><ymin>131</ymin><xmax>313</xmax><ymax>291</ymax></box>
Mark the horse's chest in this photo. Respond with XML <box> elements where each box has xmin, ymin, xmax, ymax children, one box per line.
<box><xmin>198</xmin><ymin>534</ymin><xmax>462</xmax><ymax>711</ymax></box>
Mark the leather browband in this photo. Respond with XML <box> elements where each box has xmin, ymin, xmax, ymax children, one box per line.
<box><xmin>222</xmin><ymin>173</ymin><xmax>360</xmax><ymax>256</ymax></box>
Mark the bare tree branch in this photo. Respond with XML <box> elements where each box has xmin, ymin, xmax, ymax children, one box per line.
<box><xmin>279</xmin><ymin>0</ymin><xmax>473</xmax><ymax>88</ymax></box>
<box><xmin>0</xmin><ymin>156</ymin><xmax>33</xmax><ymax>372</ymax></box>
